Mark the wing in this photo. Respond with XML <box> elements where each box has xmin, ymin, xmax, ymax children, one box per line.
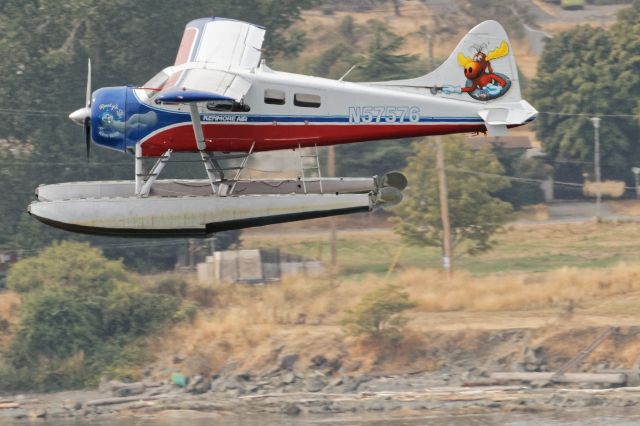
<box><xmin>174</xmin><ymin>17</ymin><xmax>266</xmax><ymax>69</ymax></box>
<box><xmin>457</xmin><ymin>52</ymin><xmax>472</xmax><ymax>68</ymax></box>
<box><xmin>486</xmin><ymin>41</ymin><xmax>509</xmax><ymax>62</ymax></box>
<box><xmin>157</xmin><ymin>68</ymin><xmax>252</xmax><ymax>103</ymax></box>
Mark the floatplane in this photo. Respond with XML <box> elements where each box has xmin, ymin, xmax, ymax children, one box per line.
<box><xmin>29</xmin><ymin>18</ymin><xmax>536</xmax><ymax>237</ymax></box>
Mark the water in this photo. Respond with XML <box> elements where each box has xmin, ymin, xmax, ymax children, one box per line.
<box><xmin>10</xmin><ymin>410</ymin><xmax>640</xmax><ymax>426</ymax></box>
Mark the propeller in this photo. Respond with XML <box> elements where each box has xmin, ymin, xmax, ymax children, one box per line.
<box><xmin>69</xmin><ymin>59</ymin><xmax>92</xmax><ymax>160</ymax></box>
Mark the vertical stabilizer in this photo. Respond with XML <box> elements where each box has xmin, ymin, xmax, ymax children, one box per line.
<box><xmin>369</xmin><ymin>20</ymin><xmax>537</xmax><ymax>135</ymax></box>
<box><xmin>379</xmin><ymin>20</ymin><xmax>522</xmax><ymax>104</ymax></box>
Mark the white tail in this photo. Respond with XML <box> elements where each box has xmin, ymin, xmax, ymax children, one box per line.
<box><xmin>379</xmin><ymin>20</ymin><xmax>523</xmax><ymax>104</ymax></box>
<box><xmin>368</xmin><ymin>20</ymin><xmax>537</xmax><ymax>136</ymax></box>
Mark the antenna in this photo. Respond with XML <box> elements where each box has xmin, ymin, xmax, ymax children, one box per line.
<box><xmin>338</xmin><ymin>64</ymin><xmax>360</xmax><ymax>82</ymax></box>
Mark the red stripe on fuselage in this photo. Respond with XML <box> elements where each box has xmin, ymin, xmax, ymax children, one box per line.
<box><xmin>139</xmin><ymin>123</ymin><xmax>488</xmax><ymax>156</ymax></box>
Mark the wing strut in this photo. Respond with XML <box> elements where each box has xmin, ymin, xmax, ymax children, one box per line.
<box><xmin>189</xmin><ymin>103</ymin><xmax>226</xmax><ymax>193</ymax></box>
<box><xmin>152</xmin><ymin>88</ymin><xmax>255</xmax><ymax>196</ymax></box>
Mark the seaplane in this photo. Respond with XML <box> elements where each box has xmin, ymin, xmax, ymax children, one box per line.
<box><xmin>29</xmin><ymin>18</ymin><xmax>536</xmax><ymax>237</ymax></box>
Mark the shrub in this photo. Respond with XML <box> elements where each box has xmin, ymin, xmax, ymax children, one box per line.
<box><xmin>155</xmin><ymin>277</ymin><xmax>188</xmax><ymax>298</ymax></box>
<box><xmin>7</xmin><ymin>241</ymin><xmax>128</xmax><ymax>294</ymax></box>
<box><xmin>1</xmin><ymin>241</ymin><xmax>181</xmax><ymax>391</ymax></box>
<box><xmin>174</xmin><ymin>302</ymin><xmax>199</xmax><ymax>323</ymax></box>
<box><xmin>188</xmin><ymin>285</ymin><xmax>217</xmax><ymax>308</ymax></box>
<box><xmin>10</xmin><ymin>289</ymin><xmax>102</xmax><ymax>364</ymax></box>
<box><xmin>103</xmin><ymin>282</ymin><xmax>180</xmax><ymax>336</ymax></box>
<box><xmin>342</xmin><ymin>285</ymin><xmax>415</xmax><ymax>345</ymax></box>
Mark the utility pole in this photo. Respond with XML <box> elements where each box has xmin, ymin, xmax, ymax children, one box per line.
<box><xmin>327</xmin><ymin>146</ymin><xmax>337</xmax><ymax>271</ymax></box>
<box><xmin>590</xmin><ymin>117</ymin><xmax>602</xmax><ymax>221</ymax></box>
<box><xmin>426</xmin><ymin>33</ymin><xmax>434</xmax><ymax>70</ymax></box>
<box><xmin>435</xmin><ymin>137</ymin><xmax>452</xmax><ymax>275</ymax></box>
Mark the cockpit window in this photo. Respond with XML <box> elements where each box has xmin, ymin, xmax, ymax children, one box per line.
<box><xmin>206</xmin><ymin>100</ymin><xmax>251</xmax><ymax>112</ymax></box>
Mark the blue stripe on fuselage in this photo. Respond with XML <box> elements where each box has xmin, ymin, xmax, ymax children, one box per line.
<box><xmin>119</xmin><ymin>88</ymin><xmax>484</xmax><ymax>151</ymax></box>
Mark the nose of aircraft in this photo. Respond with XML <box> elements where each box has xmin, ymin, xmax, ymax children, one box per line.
<box><xmin>69</xmin><ymin>107</ymin><xmax>91</xmax><ymax>125</ymax></box>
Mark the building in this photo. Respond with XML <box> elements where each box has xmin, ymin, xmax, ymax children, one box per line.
<box><xmin>197</xmin><ymin>248</ymin><xmax>324</xmax><ymax>285</ymax></box>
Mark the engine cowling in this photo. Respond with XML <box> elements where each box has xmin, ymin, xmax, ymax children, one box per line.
<box><xmin>91</xmin><ymin>86</ymin><xmax>128</xmax><ymax>152</ymax></box>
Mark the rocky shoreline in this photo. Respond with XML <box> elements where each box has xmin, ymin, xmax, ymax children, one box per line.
<box><xmin>3</xmin><ymin>326</ymin><xmax>640</xmax><ymax>423</ymax></box>
<box><xmin>3</xmin><ymin>368</ymin><xmax>640</xmax><ymax>423</ymax></box>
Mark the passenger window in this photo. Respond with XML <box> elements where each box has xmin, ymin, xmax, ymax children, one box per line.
<box><xmin>294</xmin><ymin>93</ymin><xmax>321</xmax><ymax>108</ymax></box>
<box><xmin>264</xmin><ymin>89</ymin><xmax>286</xmax><ymax>105</ymax></box>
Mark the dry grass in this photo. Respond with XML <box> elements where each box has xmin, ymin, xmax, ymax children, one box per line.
<box><xmin>511</xmin><ymin>39</ymin><xmax>540</xmax><ymax>79</ymax></box>
<box><xmin>531</xmin><ymin>0</ymin><xmax>559</xmax><ymax>18</ymax></box>
<box><xmin>0</xmin><ymin>291</ymin><xmax>20</xmax><ymax>350</ymax></box>
<box><xmin>210</xmin><ymin>261</ymin><xmax>640</xmax><ymax>318</ymax></box>
<box><xmin>583</xmin><ymin>181</ymin><xmax>625</xmax><ymax>198</ymax></box>
<box><xmin>511</xmin><ymin>204</ymin><xmax>550</xmax><ymax>222</ymax></box>
<box><xmin>152</xmin><ymin>219</ymin><xmax>640</xmax><ymax>376</ymax></box>
<box><xmin>534</xmin><ymin>326</ymin><xmax>640</xmax><ymax>369</ymax></box>
<box><xmin>397</xmin><ymin>264</ymin><xmax>640</xmax><ymax>312</ymax></box>
<box><xmin>608</xmin><ymin>200</ymin><xmax>640</xmax><ymax>216</ymax></box>
<box><xmin>153</xmin><ymin>277</ymin><xmax>359</xmax><ymax>376</ymax></box>
<box><xmin>151</xmin><ymin>259</ymin><xmax>640</xmax><ymax>377</ymax></box>
<box><xmin>0</xmin><ymin>291</ymin><xmax>20</xmax><ymax>325</ymax></box>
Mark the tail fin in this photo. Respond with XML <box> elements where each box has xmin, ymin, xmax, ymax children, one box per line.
<box><xmin>380</xmin><ymin>20</ymin><xmax>523</xmax><ymax>104</ymax></box>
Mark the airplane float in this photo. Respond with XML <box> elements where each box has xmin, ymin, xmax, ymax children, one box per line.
<box><xmin>29</xmin><ymin>18</ymin><xmax>537</xmax><ymax>237</ymax></box>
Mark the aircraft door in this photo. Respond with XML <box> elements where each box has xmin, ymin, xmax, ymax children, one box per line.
<box><xmin>290</xmin><ymin>87</ymin><xmax>326</xmax><ymax>146</ymax></box>
<box><xmin>261</xmin><ymin>85</ymin><xmax>291</xmax><ymax>149</ymax></box>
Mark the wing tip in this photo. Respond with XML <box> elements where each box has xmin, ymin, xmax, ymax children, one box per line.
<box><xmin>185</xmin><ymin>17</ymin><xmax>266</xmax><ymax>31</ymax></box>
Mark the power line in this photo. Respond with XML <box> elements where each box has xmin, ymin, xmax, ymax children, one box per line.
<box><xmin>538</xmin><ymin>111</ymin><xmax>639</xmax><ymax>119</ymax></box>
<box><xmin>0</xmin><ymin>161</ymin><xmax>132</xmax><ymax>167</ymax></box>
<box><xmin>2</xmin><ymin>238</ymin><xmax>191</xmax><ymax>256</ymax></box>
<box><xmin>0</xmin><ymin>108</ymin><xmax>68</xmax><ymax>117</ymax></box>
<box><xmin>447</xmin><ymin>167</ymin><xmax>638</xmax><ymax>192</ymax></box>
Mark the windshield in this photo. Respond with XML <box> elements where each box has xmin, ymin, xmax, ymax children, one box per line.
<box><xmin>140</xmin><ymin>70</ymin><xmax>170</xmax><ymax>99</ymax></box>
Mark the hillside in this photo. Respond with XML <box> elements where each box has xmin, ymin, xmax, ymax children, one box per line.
<box><xmin>145</xmin><ymin>221</ymin><xmax>640</xmax><ymax>382</ymax></box>
<box><xmin>275</xmin><ymin>0</ymin><xmax>632</xmax><ymax>79</ymax></box>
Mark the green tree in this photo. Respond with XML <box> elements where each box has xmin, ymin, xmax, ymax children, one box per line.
<box><xmin>608</xmin><ymin>2</ymin><xmax>640</xmax><ymax>122</ymax></box>
<box><xmin>350</xmin><ymin>20</ymin><xmax>423</xmax><ymax>81</ymax></box>
<box><xmin>491</xmin><ymin>145</ymin><xmax>550</xmax><ymax>209</ymax></box>
<box><xmin>394</xmin><ymin>136</ymin><xmax>512</xmax><ymax>257</ymax></box>
<box><xmin>342</xmin><ymin>285</ymin><xmax>415</xmax><ymax>344</ymax></box>
<box><xmin>334</xmin><ymin>140</ymin><xmax>414</xmax><ymax>177</ymax></box>
<box><xmin>3</xmin><ymin>241</ymin><xmax>181</xmax><ymax>391</ymax></box>
<box><xmin>529</xmin><ymin>17</ymin><xmax>640</xmax><ymax>184</ymax></box>
<box><xmin>7</xmin><ymin>241</ymin><xmax>127</xmax><ymax>294</ymax></box>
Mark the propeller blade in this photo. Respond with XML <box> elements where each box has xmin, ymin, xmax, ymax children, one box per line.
<box><xmin>84</xmin><ymin>117</ymin><xmax>91</xmax><ymax>161</ymax></box>
<box><xmin>85</xmin><ymin>58</ymin><xmax>92</xmax><ymax>108</ymax></box>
